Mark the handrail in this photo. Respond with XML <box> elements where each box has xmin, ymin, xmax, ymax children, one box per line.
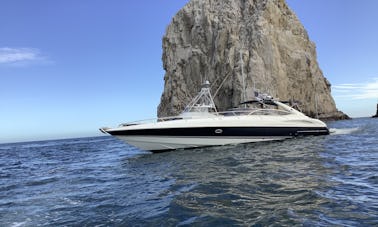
<box><xmin>118</xmin><ymin>109</ymin><xmax>291</xmax><ymax>127</ymax></box>
<box><xmin>119</xmin><ymin>116</ymin><xmax>185</xmax><ymax>127</ymax></box>
<box><xmin>248</xmin><ymin>109</ymin><xmax>291</xmax><ymax>115</ymax></box>
<box><xmin>217</xmin><ymin>108</ymin><xmax>290</xmax><ymax>116</ymax></box>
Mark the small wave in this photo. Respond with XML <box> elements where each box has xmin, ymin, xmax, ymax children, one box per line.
<box><xmin>177</xmin><ymin>216</ymin><xmax>203</xmax><ymax>226</ymax></box>
<box><xmin>25</xmin><ymin>177</ymin><xmax>58</xmax><ymax>186</ymax></box>
<box><xmin>329</xmin><ymin>127</ymin><xmax>359</xmax><ymax>135</ymax></box>
<box><xmin>11</xmin><ymin>221</ymin><xmax>29</xmax><ymax>227</ymax></box>
<box><xmin>62</xmin><ymin>197</ymin><xmax>81</xmax><ymax>206</ymax></box>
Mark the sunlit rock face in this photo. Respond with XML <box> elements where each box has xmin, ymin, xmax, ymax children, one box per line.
<box><xmin>158</xmin><ymin>0</ymin><xmax>348</xmax><ymax>120</ymax></box>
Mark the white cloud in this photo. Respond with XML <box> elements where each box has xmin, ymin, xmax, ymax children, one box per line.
<box><xmin>0</xmin><ymin>47</ymin><xmax>49</xmax><ymax>66</ymax></box>
<box><xmin>333</xmin><ymin>78</ymin><xmax>378</xmax><ymax>100</ymax></box>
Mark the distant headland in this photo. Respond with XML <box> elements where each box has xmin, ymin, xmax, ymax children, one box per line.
<box><xmin>373</xmin><ymin>103</ymin><xmax>378</xmax><ymax>118</ymax></box>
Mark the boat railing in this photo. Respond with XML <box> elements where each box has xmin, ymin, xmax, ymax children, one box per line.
<box><xmin>118</xmin><ymin>116</ymin><xmax>184</xmax><ymax>127</ymax></box>
<box><xmin>249</xmin><ymin>109</ymin><xmax>291</xmax><ymax>115</ymax></box>
<box><xmin>217</xmin><ymin>108</ymin><xmax>291</xmax><ymax>116</ymax></box>
<box><xmin>118</xmin><ymin>109</ymin><xmax>291</xmax><ymax>127</ymax></box>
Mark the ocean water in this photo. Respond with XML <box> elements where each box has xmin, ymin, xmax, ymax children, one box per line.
<box><xmin>0</xmin><ymin>118</ymin><xmax>377</xmax><ymax>226</ymax></box>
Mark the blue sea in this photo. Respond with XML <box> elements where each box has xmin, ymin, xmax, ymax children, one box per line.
<box><xmin>0</xmin><ymin>118</ymin><xmax>377</xmax><ymax>226</ymax></box>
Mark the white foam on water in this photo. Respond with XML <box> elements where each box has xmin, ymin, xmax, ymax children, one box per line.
<box><xmin>329</xmin><ymin>127</ymin><xmax>360</xmax><ymax>135</ymax></box>
<box><xmin>11</xmin><ymin>221</ymin><xmax>28</xmax><ymax>227</ymax></box>
<box><xmin>63</xmin><ymin>197</ymin><xmax>81</xmax><ymax>206</ymax></box>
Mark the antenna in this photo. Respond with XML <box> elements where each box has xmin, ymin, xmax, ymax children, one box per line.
<box><xmin>240</xmin><ymin>50</ymin><xmax>247</xmax><ymax>108</ymax></box>
<box><xmin>315</xmin><ymin>93</ymin><xmax>319</xmax><ymax>119</ymax></box>
<box><xmin>313</xmin><ymin>73</ymin><xmax>319</xmax><ymax>119</ymax></box>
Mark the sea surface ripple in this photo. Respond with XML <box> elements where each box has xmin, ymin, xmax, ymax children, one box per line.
<box><xmin>0</xmin><ymin>118</ymin><xmax>377</xmax><ymax>226</ymax></box>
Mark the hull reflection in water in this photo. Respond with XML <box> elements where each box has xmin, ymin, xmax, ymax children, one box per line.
<box><xmin>119</xmin><ymin>133</ymin><xmax>357</xmax><ymax>225</ymax></box>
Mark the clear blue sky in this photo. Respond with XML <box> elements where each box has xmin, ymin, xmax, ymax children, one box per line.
<box><xmin>1</xmin><ymin>0</ymin><xmax>377</xmax><ymax>143</ymax></box>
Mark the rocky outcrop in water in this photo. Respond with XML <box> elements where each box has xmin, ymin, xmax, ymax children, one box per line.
<box><xmin>157</xmin><ymin>0</ymin><xmax>349</xmax><ymax>120</ymax></box>
<box><xmin>372</xmin><ymin>104</ymin><xmax>378</xmax><ymax>118</ymax></box>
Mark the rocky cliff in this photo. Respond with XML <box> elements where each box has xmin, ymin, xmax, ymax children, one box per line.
<box><xmin>158</xmin><ymin>0</ymin><xmax>348</xmax><ymax>120</ymax></box>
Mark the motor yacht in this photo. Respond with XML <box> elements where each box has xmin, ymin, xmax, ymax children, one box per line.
<box><xmin>100</xmin><ymin>81</ymin><xmax>329</xmax><ymax>152</ymax></box>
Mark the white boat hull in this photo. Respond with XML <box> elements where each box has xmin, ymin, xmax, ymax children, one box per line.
<box><xmin>102</xmin><ymin>102</ymin><xmax>330</xmax><ymax>152</ymax></box>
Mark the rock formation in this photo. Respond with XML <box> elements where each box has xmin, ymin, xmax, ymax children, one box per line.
<box><xmin>372</xmin><ymin>104</ymin><xmax>378</xmax><ymax>118</ymax></box>
<box><xmin>158</xmin><ymin>0</ymin><xmax>349</xmax><ymax>120</ymax></box>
